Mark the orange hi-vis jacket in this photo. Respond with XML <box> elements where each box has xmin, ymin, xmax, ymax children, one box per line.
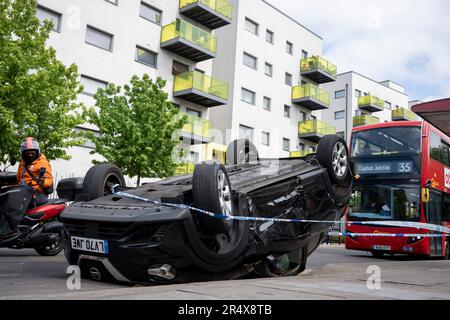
<box><xmin>17</xmin><ymin>154</ymin><xmax>54</xmax><ymax>195</ymax></box>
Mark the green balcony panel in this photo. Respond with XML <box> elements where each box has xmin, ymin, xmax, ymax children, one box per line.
<box><xmin>175</xmin><ymin>163</ymin><xmax>196</xmax><ymax>176</ymax></box>
<box><xmin>392</xmin><ymin>108</ymin><xmax>417</xmax><ymax>121</ymax></box>
<box><xmin>176</xmin><ymin>112</ymin><xmax>212</xmax><ymax>144</ymax></box>
<box><xmin>353</xmin><ymin>115</ymin><xmax>380</xmax><ymax>127</ymax></box>
<box><xmin>161</xmin><ymin>19</ymin><xmax>217</xmax><ymax>62</ymax></box>
<box><xmin>173</xmin><ymin>71</ymin><xmax>228</xmax><ymax>107</ymax></box>
<box><xmin>300</xmin><ymin>56</ymin><xmax>337</xmax><ymax>84</ymax></box>
<box><xmin>292</xmin><ymin>84</ymin><xmax>330</xmax><ymax>111</ymax></box>
<box><xmin>290</xmin><ymin>150</ymin><xmax>314</xmax><ymax>158</ymax></box>
<box><xmin>179</xmin><ymin>0</ymin><xmax>232</xmax><ymax>29</ymax></box>
<box><xmin>298</xmin><ymin>120</ymin><xmax>336</xmax><ymax>143</ymax></box>
<box><xmin>358</xmin><ymin>95</ymin><xmax>384</xmax><ymax>113</ymax></box>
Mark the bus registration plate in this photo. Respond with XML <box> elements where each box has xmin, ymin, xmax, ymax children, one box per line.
<box><xmin>372</xmin><ymin>245</ymin><xmax>391</xmax><ymax>251</ymax></box>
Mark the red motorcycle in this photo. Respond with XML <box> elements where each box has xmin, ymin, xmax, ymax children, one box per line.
<box><xmin>0</xmin><ymin>159</ymin><xmax>66</xmax><ymax>256</ymax></box>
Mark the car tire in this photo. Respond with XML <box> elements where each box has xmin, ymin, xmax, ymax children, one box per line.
<box><xmin>316</xmin><ymin>135</ymin><xmax>351</xmax><ymax>186</ymax></box>
<box><xmin>83</xmin><ymin>164</ymin><xmax>126</xmax><ymax>201</ymax></box>
<box><xmin>226</xmin><ymin>139</ymin><xmax>259</xmax><ymax>165</ymax></box>
<box><xmin>189</xmin><ymin>162</ymin><xmax>249</xmax><ymax>270</ymax></box>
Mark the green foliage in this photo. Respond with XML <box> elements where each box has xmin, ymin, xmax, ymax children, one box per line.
<box><xmin>0</xmin><ymin>0</ymin><xmax>85</xmax><ymax>164</ymax></box>
<box><xmin>85</xmin><ymin>74</ymin><xmax>187</xmax><ymax>184</ymax></box>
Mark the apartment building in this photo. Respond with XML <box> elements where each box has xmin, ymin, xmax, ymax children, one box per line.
<box><xmin>36</xmin><ymin>0</ymin><xmax>233</xmax><ymax>181</ymax></box>
<box><xmin>209</xmin><ymin>0</ymin><xmax>338</xmax><ymax>159</ymax></box>
<box><xmin>321</xmin><ymin>71</ymin><xmax>412</xmax><ymax>142</ymax></box>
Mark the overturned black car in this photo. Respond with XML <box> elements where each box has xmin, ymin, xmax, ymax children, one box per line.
<box><xmin>59</xmin><ymin>135</ymin><xmax>352</xmax><ymax>284</ymax></box>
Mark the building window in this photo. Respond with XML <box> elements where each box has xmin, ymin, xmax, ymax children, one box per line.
<box><xmin>335</xmin><ymin>111</ymin><xmax>346</xmax><ymax>120</ymax></box>
<box><xmin>285</xmin><ymin>72</ymin><xmax>293</xmax><ymax>86</ymax></box>
<box><xmin>80</xmin><ymin>75</ymin><xmax>108</xmax><ymax>96</ymax></box>
<box><xmin>266</xmin><ymin>29</ymin><xmax>274</xmax><ymax>44</ymax></box>
<box><xmin>241</xmin><ymin>88</ymin><xmax>256</xmax><ymax>105</ymax></box>
<box><xmin>186</xmin><ymin>108</ymin><xmax>202</xmax><ymax>118</ymax></box>
<box><xmin>265</xmin><ymin>62</ymin><xmax>273</xmax><ymax>77</ymax></box>
<box><xmin>355</xmin><ymin>89</ymin><xmax>362</xmax><ymax>98</ymax></box>
<box><xmin>140</xmin><ymin>2</ymin><xmax>162</xmax><ymax>25</ymax></box>
<box><xmin>105</xmin><ymin>0</ymin><xmax>118</xmax><ymax>5</ymax></box>
<box><xmin>245</xmin><ymin>17</ymin><xmax>259</xmax><ymax>35</ymax></box>
<box><xmin>384</xmin><ymin>101</ymin><xmax>392</xmax><ymax>110</ymax></box>
<box><xmin>284</xmin><ymin>105</ymin><xmax>291</xmax><ymax>118</ymax></box>
<box><xmin>74</xmin><ymin>127</ymin><xmax>100</xmax><ymax>149</ymax></box>
<box><xmin>36</xmin><ymin>5</ymin><xmax>62</xmax><ymax>32</ymax></box>
<box><xmin>135</xmin><ymin>46</ymin><xmax>157</xmax><ymax>68</ymax></box>
<box><xmin>263</xmin><ymin>96</ymin><xmax>271</xmax><ymax>111</ymax></box>
<box><xmin>283</xmin><ymin>138</ymin><xmax>290</xmax><ymax>152</ymax></box>
<box><xmin>286</xmin><ymin>41</ymin><xmax>293</xmax><ymax>55</ymax></box>
<box><xmin>301</xmin><ymin>50</ymin><xmax>308</xmax><ymax>59</ymax></box>
<box><xmin>300</xmin><ymin>111</ymin><xmax>306</xmax><ymax>121</ymax></box>
<box><xmin>85</xmin><ymin>26</ymin><xmax>113</xmax><ymax>51</ymax></box>
<box><xmin>262</xmin><ymin>131</ymin><xmax>270</xmax><ymax>146</ymax></box>
<box><xmin>172</xmin><ymin>60</ymin><xmax>189</xmax><ymax>75</ymax></box>
<box><xmin>335</xmin><ymin>89</ymin><xmax>346</xmax><ymax>99</ymax></box>
<box><xmin>239</xmin><ymin>125</ymin><xmax>254</xmax><ymax>141</ymax></box>
<box><xmin>243</xmin><ymin>52</ymin><xmax>257</xmax><ymax>70</ymax></box>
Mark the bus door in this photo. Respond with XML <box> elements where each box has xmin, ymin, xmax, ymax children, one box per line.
<box><xmin>426</xmin><ymin>190</ymin><xmax>443</xmax><ymax>256</ymax></box>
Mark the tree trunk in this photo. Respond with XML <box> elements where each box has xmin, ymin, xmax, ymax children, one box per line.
<box><xmin>137</xmin><ymin>174</ymin><xmax>141</xmax><ymax>187</ymax></box>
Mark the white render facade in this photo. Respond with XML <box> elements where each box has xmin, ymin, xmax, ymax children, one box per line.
<box><xmin>209</xmin><ymin>0</ymin><xmax>332</xmax><ymax>159</ymax></box>
<box><xmin>321</xmin><ymin>71</ymin><xmax>410</xmax><ymax>142</ymax></box>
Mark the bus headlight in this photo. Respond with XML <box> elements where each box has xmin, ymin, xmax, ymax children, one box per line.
<box><xmin>407</xmin><ymin>236</ymin><xmax>423</xmax><ymax>245</ymax></box>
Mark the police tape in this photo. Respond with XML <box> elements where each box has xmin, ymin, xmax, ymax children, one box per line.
<box><xmin>328</xmin><ymin>232</ymin><xmax>445</xmax><ymax>238</ymax></box>
<box><xmin>111</xmin><ymin>187</ymin><xmax>450</xmax><ymax>236</ymax></box>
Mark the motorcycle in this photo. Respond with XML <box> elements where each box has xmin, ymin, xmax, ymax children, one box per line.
<box><xmin>0</xmin><ymin>158</ymin><xmax>66</xmax><ymax>256</ymax></box>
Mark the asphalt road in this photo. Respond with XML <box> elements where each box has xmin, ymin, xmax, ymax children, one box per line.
<box><xmin>1</xmin><ymin>245</ymin><xmax>449</xmax><ymax>300</ymax></box>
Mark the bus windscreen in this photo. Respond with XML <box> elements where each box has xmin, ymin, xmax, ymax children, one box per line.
<box><xmin>351</xmin><ymin>126</ymin><xmax>421</xmax><ymax>157</ymax></box>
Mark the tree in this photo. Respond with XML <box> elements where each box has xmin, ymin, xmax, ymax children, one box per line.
<box><xmin>85</xmin><ymin>74</ymin><xmax>187</xmax><ymax>186</ymax></box>
<box><xmin>0</xmin><ymin>0</ymin><xmax>85</xmax><ymax>165</ymax></box>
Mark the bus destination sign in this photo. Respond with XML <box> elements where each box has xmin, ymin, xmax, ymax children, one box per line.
<box><xmin>355</xmin><ymin>161</ymin><xmax>414</xmax><ymax>175</ymax></box>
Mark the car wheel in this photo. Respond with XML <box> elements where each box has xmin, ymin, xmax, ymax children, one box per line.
<box><xmin>371</xmin><ymin>251</ymin><xmax>385</xmax><ymax>258</ymax></box>
<box><xmin>189</xmin><ymin>162</ymin><xmax>249</xmax><ymax>271</ymax></box>
<box><xmin>83</xmin><ymin>164</ymin><xmax>126</xmax><ymax>200</ymax></box>
<box><xmin>316</xmin><ymin>135</ymin><xmax>351</xmax><ymax>186</ymax></box>
<box><xmin>226</xmin><ymin>139</ymin><xmax>259</xmax><ymax>165</ymax></box>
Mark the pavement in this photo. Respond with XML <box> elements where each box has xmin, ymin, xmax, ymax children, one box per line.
<box><xmin>1</xmin><ymin>245</ymin><xmax>449</xmax><ymax>300</ymax></box>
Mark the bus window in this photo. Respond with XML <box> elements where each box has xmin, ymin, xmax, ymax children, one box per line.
<box><xmin>430</xmin><ymin>130</ymin><xmax>450</xmax><ymax>167</ymax></box>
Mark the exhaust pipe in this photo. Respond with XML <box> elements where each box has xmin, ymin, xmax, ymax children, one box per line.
<box><xmin>148</xmin><ymin>264</ymin><xmax>176</xmax><ymax>280</ymax></box>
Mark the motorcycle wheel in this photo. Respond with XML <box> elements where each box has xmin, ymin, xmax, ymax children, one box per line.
<box><xmin>34</xmin><ymin>237</ymin><xmax>64</xmax><ymax>256</ymax></box>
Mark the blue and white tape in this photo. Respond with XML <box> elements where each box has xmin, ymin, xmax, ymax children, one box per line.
<box><xmin>329</xmin><ymin>232</ymin><xmax>445</xmax><ymax>238</ymax></box>
<box><xmin>111</xmin><ymin>187</ymin><xmax>450</xmax><ymax>237</ymax></box>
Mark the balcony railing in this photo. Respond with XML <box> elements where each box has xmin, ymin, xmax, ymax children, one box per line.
<box><xmin>179</xmin><ymin>0</ymin><xmax>233</xmax><ymax>29</ymax></box>
<box><xmin>353</xmin><ymin>115</ymin><xmax>380</xmax><ymax>127</ymax></box>
<box><xmin>161</xmin><ymin>19</ymin><xmax>217</xmax><ymax>61</ymax></box>
<box><xmin>292</xmin><ymin>83</ymin><xmax>330</xmax><ymax>110</ymax></box>
<box><xmin>298</xmin><ymin>120</ymin><xmax>336</xmax><ymax>143</ymax></box>
<box><xmin>300</xmin><ymin>56</ymin><xmax>337</xmax><ymax>84</ymax></box>
<box><xmin>290</xmin><ymin>150</ymin><xmax>314</xmax><ymax>158</ymax></box>
<box><xmin>358</xmin><ymin>95</ymin><xmax>384</xmax><ymax>113</ymax></box>
<box><xmin>173</xmin><ymin>71</ymin><xmax>228</xmax><ymax>107</ymax></box>
<box><xmin>174</xmin><ymin>163</ymin><xmax>196</xmax><ymax>176</ymax></box>
<box><xmin>392</xmin><ymin>108</ymin><xmax>417</xmax><ymax>121</ymax></box>
<box><xmin>176</xmin><ymin>112</ymin><xmax>212</xmax><ymax>144</ymax></box>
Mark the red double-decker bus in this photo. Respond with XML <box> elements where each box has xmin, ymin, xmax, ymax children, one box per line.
<box><xmin>345</xmin><ymin>99</ymin><xmax>450</xmax><ymax>258</ymax></box>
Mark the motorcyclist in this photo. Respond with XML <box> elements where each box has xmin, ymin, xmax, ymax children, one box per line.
<box><xmin>16</xmin><ymin>137</ymin><xmax>54</xmax><ymax>207</ymax></box>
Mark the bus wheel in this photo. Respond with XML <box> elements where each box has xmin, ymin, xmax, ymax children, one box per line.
<box><xmin>371</xmin><ymin>251</ymin><xmax>385</xmax><ymax>258</ymax></box>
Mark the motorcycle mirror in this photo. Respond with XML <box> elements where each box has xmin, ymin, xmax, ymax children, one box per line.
<box><xmin>10</xmin><ymin>156</ymin><xmax>17</xmax><ymax>167</ymax></box>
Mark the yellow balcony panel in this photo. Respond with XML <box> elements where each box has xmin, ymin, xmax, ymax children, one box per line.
<box><xmin>177</xmin><ymin>112</ymin><xmax>212</xmax><ymax>145</ymax></box>
<box><xmin>290</xmin><ymin>150</ymin><xmax>314</xmax><ymax>158</ymax></box>
<box><xmin>174</xmin><ymin>163</ymin><xmax>196</xmax><ymax>176</ymax></box>
<box><xmin>298</xmin><ymin>120</ymin><xmax>336</xmax><ymax>143</ymax></box>
<box><xmin>173</xmin><ymin>71</ymin><xmax>228</xmax><ymax>107</ymax></box>
<box><xmin>392</xmin><ymin>108</ymin><xmax>417</xmax><ymax>121</ymax></box>
<box><xmin>179</xmin><ymin>0</ymin><xmax>232</xmax><ymax>29</ymax></box>
<box><xmin>358</xmin><ymin>95</ymin><xmax>384</xmax><ymax>113</ymax></box>
<box><xmin>353</xmin><ymin>115</ymin><xmax>380</xmax><ymax>127</ymax></box>
<box><xmin>292</xmin><ymin>84</ymin><xmax>330</xmax><ymax>111</ymax></box>
<box><xmin>161</xmin><ymin>19</ymin><xmax>217</xmax><ymax>62</ymax></box>
<box><xmin>300</xmin><ymin>56</ymin><xmax>337</xmax><ymax>84</ymax></box>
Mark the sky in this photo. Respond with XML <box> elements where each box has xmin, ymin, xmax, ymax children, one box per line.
<box><xmin>265</xmin><ymin>0</ymin><xmax>450</xmax><ymax>102</ymax></box>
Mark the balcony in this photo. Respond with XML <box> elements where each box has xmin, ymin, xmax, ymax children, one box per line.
<box><xmin>161</xmin><ymin>19</ymin><xmax>217</xmax><ymax>62</ymax></box>
<box><xmin>353</xmin><ymin>115</ymin><xmax>380</xmax><ymax>127</ymax></box>
<box><xmin>358</xmin><ymin>95</ymin><xmax>384</xmax><ymax>113</ymax></box>
<box><xmin>174</xmin><ymin>163</ymin><xmax>196</xmax><ymax>176</ymax></box>
<box><xmin>178</xmin><ymin>113</ymin><xmax>212</xmax><ymax>144</ymax></box>
<box><xmin>298</xmin><ymin>120</ymin><xmax>336</xmax><ymax>143</ymax></box>
<box><xmin>292</xmin><ymin>84</ymin><xmax>330</xmax><ymax>111</ymax></box>
<box><xmin>173</xmin><ymin>71</ymin><xmax>228</xmax><ymax>107</ymax></box>
<box><xmin>300</xmin><ymin>56</ymin><xmax>337</xmax><ymax>84</ymax></box>
<box><xmin>290</xmin><ymin>150</ymin><xmax>314</xmax><ymax>158</ymax></box>
<box><xmin>179</xmin><ymin>0</ymin><xmax>232</xmax><ymax>30</ymax></box>
<box><xmin>392</xmin><ymin>108</ymin><xmax>417</xmax><ymax>121</ymax></box>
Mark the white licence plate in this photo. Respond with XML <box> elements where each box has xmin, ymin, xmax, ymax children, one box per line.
<box><xmin>71</xmin><ymin>236</ymin><xmax>109</xmax><ymax>255</ymax></box>
<box><xmin>372</xmin><ymin>245</ymin><xmax>391</xmax><ymax>251</ymax></box>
